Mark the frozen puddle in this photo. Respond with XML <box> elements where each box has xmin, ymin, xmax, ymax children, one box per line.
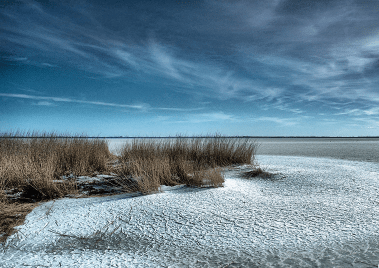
<box><xmin>1</xmin><ymin>156</ymin><xmax>379</xmax><ymax>267</ymax></box>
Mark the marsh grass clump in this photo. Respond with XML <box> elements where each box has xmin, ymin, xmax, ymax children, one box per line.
<box><xmin>241</xmin><ymin>167</ymin><xmax>273</xmax><ymax>179</ymax></box>
<box><xmin>116</xmin><ymin>137</ymin><xmax>256</xmax><ymax>193</ymax></box>
<box><xmin>0</xmin><ymin>131</ymin><xmax>112</xmax><ymax>200</ymax></box>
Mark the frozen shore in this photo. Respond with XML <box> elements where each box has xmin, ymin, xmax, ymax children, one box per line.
<box><xmin>1</xmin><ymin>155</ymin><xmax>379</xmax><ymax>267</ymax></box>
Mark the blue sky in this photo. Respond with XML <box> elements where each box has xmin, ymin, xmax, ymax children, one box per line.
<box><xmin>1</xmin><ymin>0</ymin><xmax>379</xmax><ymax>136</ymax></box>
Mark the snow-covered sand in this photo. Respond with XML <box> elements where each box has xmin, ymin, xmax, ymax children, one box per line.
<box><xmin>1</xmin><ymin>155</ymin><xmax>379</xmax><ymax>267</ymax></box>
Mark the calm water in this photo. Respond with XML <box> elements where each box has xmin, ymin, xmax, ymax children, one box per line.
<box><xmin>106</xmin><ymin>137</ymin><xmax>379</xmax><ymax>163</ymax></box>
<box><xmin>255</xmin><ymin>137</ymin><xmax>379</xmax><ymax>163</ymax></box>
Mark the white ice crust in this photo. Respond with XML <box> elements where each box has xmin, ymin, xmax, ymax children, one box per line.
<box><xmin>1</xmin><ymin>156</ymin><xmax>379</xmax><ymax>267</ymax></box>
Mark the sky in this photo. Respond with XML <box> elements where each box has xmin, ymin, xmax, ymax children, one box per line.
<box><xmin>1</xmin><ymin>0</ymin><xmax>379</xmax><ymax>137</ymax></box>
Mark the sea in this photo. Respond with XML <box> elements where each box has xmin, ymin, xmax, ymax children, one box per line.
<box><xmin>255</xmin><ymin>137</ymin><xmax>379</xmax><ymax>163</ymax></box>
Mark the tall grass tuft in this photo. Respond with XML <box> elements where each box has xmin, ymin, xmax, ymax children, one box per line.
<box><xmin>0</xmin><ymin>132</ymin><xmax>111</xmax><ymax>200</ymax></box>
<box><xmin>116</xmin><ymin>137</ymin><xmax>256</xmax><ymax>193</ymax></box>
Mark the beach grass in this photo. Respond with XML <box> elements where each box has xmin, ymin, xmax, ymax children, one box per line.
<box><xmin>0</xmin><ymin>132</ymin><xmax>258</xmax><ymax>243</ymax></box>
<box><xmin>114</xmin><ymin>137</ymin><xmax>255</xmax><ymax>193</ymax></box>
<box><xmin>241</xmin><ymin>167</ymin><xmax>273</xmax><ymax>179</ymax></box>
<box><xmin>0</xmin><ymin>131</ymin><xmax>111</xmax><ymax>201</ymax></box>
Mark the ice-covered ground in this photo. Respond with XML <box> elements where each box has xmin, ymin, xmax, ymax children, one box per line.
<box><xmin>1</xmin><ymin>155</ymin><xmax>379</xmax><ymax>268</ymax></box>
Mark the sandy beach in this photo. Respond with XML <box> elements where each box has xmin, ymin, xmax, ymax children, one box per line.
<box><xmin>1</xmin><ymin>155</ymin><xmax>379</xmax><ymax>267</ymax></box>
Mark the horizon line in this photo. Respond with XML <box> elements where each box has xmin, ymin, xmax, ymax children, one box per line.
<box><xmin>2</xmin><ymin>136</ymin><xmax>379</xmax><ymax>139</ymax></box>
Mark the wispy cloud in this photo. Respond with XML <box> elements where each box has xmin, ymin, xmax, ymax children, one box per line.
<box><xmin>0</xmin><ymin>93</ymin><xmax>203</xmax><ymax>112</ymax></box>
<box><xmin>159</xmin><ymin>112</ymin><xmax>238</xmax><ymax>124</ymax></box>
<box><xmin>255</xmin><ymin>116</ymin><xmax>300</xmax><ymax>126</ymax></box>
<box><xmin>33</xmin><ymin>101</ymin><xmax>55</xmax><ymax>106</ymax></box>
<box><xmin>154</xmin><ymin>107</ymin><xmax>204</xmax><ymax>112</ymax></box>
<box><xmin>3</xmin><ymin>56</ymin><xmax>28</xmax><ymax>62</ymax></box>
<box><xmin>0</xmin><ymin>93</ymin><xmax>148</xmax><ymax>110</ymax></box>
<box><xmin>7</xmin><ymin>82</ymin><xmax>45</xmax><ymax>95</ymax></box>
<box><xmin>41</xmin><ymin>63</ymin><xmax>56</xmax><ymax>67</ymax></box>
<box><xmin>336</xmin><ymin>107</ymin><xmax>379</xmax><ymax>116</ymax></box>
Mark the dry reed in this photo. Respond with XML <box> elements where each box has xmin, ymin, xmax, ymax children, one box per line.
<box><xmin>241</xmin><ymin>167</ymin><xmax>273</xmax><ymax>179</ymax></box>
<box><xmin>116</xmin><ymin>137</ymin><xmax>256</xmax><ymax>193</ymax></box>
<box><xmin>0</xmin><ymin>132</ymin><xmax>111</xmax><ymax>200</ymax></box>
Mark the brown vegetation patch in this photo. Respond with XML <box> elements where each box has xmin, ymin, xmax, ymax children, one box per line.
<box><xmin>0</xmin><ymin>132</ymin><xmax>111</xmax><ymax>200</ymax></box>
<box><xmin>0</xmin><ymin>200</ymin><xmax>39</xmax><ymax>244</ymax></box>
<box><xmin>241</xmin><ymin>167</ymin><xmax>273</xmax><ymax>179</ymax></box>
<box><xmin>116</xmin><ymin>137</ymin><xmax>255</xmax><ymax>193</ymax></box>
